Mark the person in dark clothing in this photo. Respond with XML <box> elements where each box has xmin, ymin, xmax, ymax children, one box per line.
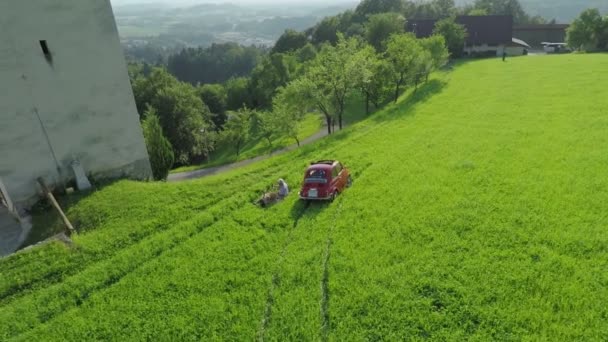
<box><xmin>502</xmin><ymin>51</ymin><xmax>507</xmax><ymax>61</ymax></box>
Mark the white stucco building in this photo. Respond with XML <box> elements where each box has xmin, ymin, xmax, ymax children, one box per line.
<box><xmin>0</xmin><ymin>0</ymin><xmax>151</xmax><ymax>252</ymax></box>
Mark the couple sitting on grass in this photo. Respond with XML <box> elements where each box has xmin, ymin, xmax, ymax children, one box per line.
<box><xmin>258</xmin><ymin>179</ymin><xmax>289</xmax><ymax>207</ymax></box>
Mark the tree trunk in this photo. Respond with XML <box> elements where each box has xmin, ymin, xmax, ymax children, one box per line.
<box><xmin>365</xmin><ymin>93</ymin><xmax>370</xmax><ymax>115</ymax></box>
<box><xmin>236</xmin><ymin>139</ymin><xmax>241</xmax><ymax>156</ymax></box>
<box><xmin>394</xmin><ymin>84</ymin><xmax>400</xmax><ymax>103</ymax></box>
<box><xmin>326</xmin><ymin>115</ymin><xmax>332</xmax><ymax>135</ymax></box>
<box><xmin>295</xmin><ymin>136</ymin><xmax>300</xmax><ymax>147</ymax></box>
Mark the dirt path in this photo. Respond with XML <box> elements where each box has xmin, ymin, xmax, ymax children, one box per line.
<box><xmin>168</xmin><ymin>127</ymin><xmax>332</xmax><ymax>182</ymax></box>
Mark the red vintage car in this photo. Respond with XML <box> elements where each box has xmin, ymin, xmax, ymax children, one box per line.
<box><xmin>299</xmin><ymin>160</ymin><xmax>352</xmax><ymax>201</ymax></box>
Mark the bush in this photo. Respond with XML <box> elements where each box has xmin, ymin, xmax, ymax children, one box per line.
<box><xmin>142</xmin><ymin>108</ymin><xmax>175</xmax><ymax>180</ymax></box>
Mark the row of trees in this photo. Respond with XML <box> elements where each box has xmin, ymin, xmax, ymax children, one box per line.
<box><xmin>167</xmin><ymin>43</ymin><xmax>265</xmax><ymax>85</ymax></box>
<box><xmin>135</xmin><ymin>0</ymin><xmax>465</xmax><ymax>180</ymax></box>
<box><xmin>305</xmin><ymin>0</ymin><xmax>549</xmax><ymax>48</ymax></box>
<box><xmin>566</xmin><ymin>9</ymin><xmax>608</xmax><ymax>51</ymax></box>
<box><xmin>134</xmin><ymin>29</ymin><xmax>449</xmax><ymax>180</ymax></box>
<box><xmin>279</xmin><ymin>33</ymin><xmax>448</xmax><ymax>135</ymax></box>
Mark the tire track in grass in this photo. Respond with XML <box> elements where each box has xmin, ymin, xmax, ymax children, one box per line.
<box><xmin>321</xmin><ymin>199</ymin><xmax>344</xmax><ymax>341</ymax></box>
<box><xmin>257</xmin><ymin>201</ymin><xmax>310</xmax><ymax>341</ymax></box>
<box><xmin>5</xmin><ymin>118</ymin><xmax>388</xmax><ymax>340</ymax></box>
<box><xmin>18</xmin><ymin>193</ymin><xmax>300</xmax><ymax>341</ymax></box>
<box><xmin>0</xmin><ymin>176</ymin><xmax>279</xmax><ymax>340</ymax></box>
<box><xmin>0</xmin><ymin>164</ymin><xmax>289</xmax><ymax>306</ymax></box>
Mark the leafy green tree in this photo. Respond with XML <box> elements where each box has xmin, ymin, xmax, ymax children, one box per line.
<box><xmin>468</xmin><ymin>8</ymin><xmax>489</xmax><ymax>16</ymax></box>
<box><xmin>356</xmin><ymin>45</ymin><xmax>390</xmax><ymax>114</ymax></box>
<box><xmin>250</xmin><ymin>53</ymin><xmax>298</xmax><ymax>109</ymax></box>
<box><xmin>272</xmin><ymin>86</ymin><xmax>307</xmax><ymax>146</ymax></box>
<box><xmin>355</xmin><ymin>0</ymin><xmax>405</xmax><ymax>17</ymax></box>
<box><xmin>365</xmin><ymin>13</ymin><xmax>406</xmax><ymax>51</ymax></box>
<box><xmin>152</xmin><ymin>82</ymin><xmax>213</xmax><ymax>164</ymax></box>
<box><xmin>385</xmin><ymin>33</ymin><xmax>424</xmax><ymax>103</ymax></box>
<box><xmin>419</xmin><ymin>35</ymin><xmax>449</xmax><ymax>80</ymax></box>
<box><xmin>433</xmin><ymin>0</ymin><xmax>457</xmax><ymax>18</ymax></box>
<box><xmin>411</xmin><ymin>49</ymin><xmax>432</xmax><ymax>91</ymax></box>
<box><xmin>198</xmin><ymin>84</ymin><xmax>228</xmax><ymax>129</ymax></box>
<box><xmin>312</xmin><ymin>16</ymin><xmax>340</xmax><ymax>45</ymax></box>
<box><xmin>223</xmin><ymin>107</ymin><xmax>252</xmax><ymax>156</ymax></box>
<box><xmin>132</xmin><ymin>68</ymin><xmax>214</xmax><ymax>164</ymax></box>
<box><xmin>251</xmin><ymin>111</ymin><xmax>277</xmax><ymax>149</ymax></box>
<box><xmin>296</xmin><ymin>43</ymin><xmax>318</xmax><ymax>63</ymax></box>
<box><xmin>225</xmin><ymin>77</ymin><xmax>254</xmax><ymax>110</ymax></box>
<box><xmin>294</xmin><ymin>36</ymin><xmax>366</xmax><ymax>132</ymax></box>
<box><xmin>273</xmin><ymin>29</ymin><xmax>309</xmax><ymax>54</ymax></box>
<box><xmin>472</xmin><ymin>0</ymin><xmax>527</xmax><ymax>24</ymax></box>
<box><xmin>132</xmin><ymin>67</ymin><xmax>177</xmax><ymax>117</ymax></box>
<box><xmin>142</xmin><ymin>107</ymin><xmax>174</xmax><ymax>180</ymax></box>
<box><xmin>432</xmin><ymin>17</ymin><xmax>467</xmax><ymax>58</ymax></box>
<box><xmin>167</xmin><ymin>43</ymin><xmax>263</xmax><ymax>85</ymax></box>
<box><xmin>566</xmin><ymin>9</ymin><xmax>607</xmax><ymax>51</ymax></box>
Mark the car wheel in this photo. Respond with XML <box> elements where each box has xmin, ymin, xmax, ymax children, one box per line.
<box><xmin>346</xmin><ymin>175</ymin><xmax>353</xmax><ymax>188</ymax></box>
<box><xmin>330</xmin><ymin>191</ymin><xmax>337</xmax><ymax>202</ymax></box>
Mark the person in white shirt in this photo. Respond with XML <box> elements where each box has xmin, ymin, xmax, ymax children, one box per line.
<box><xmin>277</xmin><ymin>179</ymin><xmax>289</xmax><ymax>199</ymax></box>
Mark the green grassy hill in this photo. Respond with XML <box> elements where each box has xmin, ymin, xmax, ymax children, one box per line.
<box><xmin>2</xmin><ymin>54</ymin><xmax>608</xmax><ymax>340</ymax></box>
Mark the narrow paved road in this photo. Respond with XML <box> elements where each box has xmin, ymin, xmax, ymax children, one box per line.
<box><xmin>168</xmin><ymin>126</ymin><xmax>332</xmax><ymax>182</ymax></box>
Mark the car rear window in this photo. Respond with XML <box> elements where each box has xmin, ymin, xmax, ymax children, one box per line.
<box><xmin>305</xmin><ymin>169</ymin><xmax>328</xmax><ymax>183</ymax></box>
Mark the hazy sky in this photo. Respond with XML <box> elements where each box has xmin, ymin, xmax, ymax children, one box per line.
<box><xmin>110</xmin><ymin>0</ymin><xmax>356</xmax><ymax>5</ymax></box>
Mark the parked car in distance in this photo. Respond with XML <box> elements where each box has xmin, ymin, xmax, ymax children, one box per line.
<box><xmin>299</xmin><ymin>160</ymin><xmax>352</xmax><ymax>201</ymax></box>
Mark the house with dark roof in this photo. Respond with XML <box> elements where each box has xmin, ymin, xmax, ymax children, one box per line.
<box><xmin>407</xmin><ymin>16</ymin><xmax>531</xmax><ymax>57</ymax></box>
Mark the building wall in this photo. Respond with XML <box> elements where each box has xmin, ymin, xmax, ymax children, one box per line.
<box><xmin>0</xmin><ymin>0</ymin><xmax>151</xmax><ymax>205</ymax></box>
<box><xmin>464</xmin><ymin>44</ymin><xmax>526</xmax><ymax>57</ymax></box>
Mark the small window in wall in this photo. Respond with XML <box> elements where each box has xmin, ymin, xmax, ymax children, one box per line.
<box><xmin>39</xmin><ymin>40</ymin><xmax>52</xmax><ymax>62</ymax></box>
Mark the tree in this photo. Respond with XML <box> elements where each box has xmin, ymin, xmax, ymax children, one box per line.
<box><xmin>295</xmin><ymin>36</ymin><xmax>366</xmax><ymax>133</ymax></box>
<box><xmin>132</xmin><ymin>67</ymin><xmax>177</xmax><ymax>116</ymax></box>
<box><xmin>566</xmin><ymin>9</ymin><xmax>607</xmax><ymax>51</ymax></box>
<box><xmin>223</xmin><ymin>107</ymin><xmax>252</xmax><ymax>156</ymax></box>
<box><xmin>468</xmin><ymin>8</ymin><xmax>488</xmax><ymax>16</ymax></box>
<box><xmin>132</xmin><ymin>68</ymin><xmax>214</xmax><ymax>164</ymax></box>
<box><xmin>142</xmin><ymin>107</ymin><xmax>174</xmax><ymax>181</ymax></box>
<box><xmin>472</xmin><ymin>0</ymin><xmax>527</xmax><ymax>24</ymax></box>
<box><xmin>385</xmin><ymin>33</ymin><xmax>424</xmax><ymax>103</ymax></box>
<box><xmin>198</xmin><ymin>84</ymin><xmax>228</xmax><ymax>129</ymax></box>
<box><xmin>152</xmin><ymin>82</ymin><xmax>214</xmax><ymax>164</ymax></box>
<box><xmin>365</xmin><ymin>12</ymin><xmax>406</xmax><ymax>51</ymax></box>
<box><xmin>356</xmin><ymin>45</ymin><xmax>390</xmax><ymax>114</ymax></box>
<box><xmin>312</xmin><ymin>16</ymin><xmax>340</xmax><ymax>45</ymax></box>
<box><xmin>432</xmin><ymin>17</ymin><xmax>467</xmax><ymax>58</ymax></box>
<box><xmin>355</xmin><ymin>0</ymin><xmax>405</xmax><ymax>17</ymax></box>
<box><xmin>433</xmin><ymin>0</ymin><xmax>457</xmax><ymax>18</ymax></box>
<box><xmin>296</xmin><ymin>43</ymin><xmax>318</xmax><ymax>63</ymax></box>
<box><xmin>166</xmin><ymin>43</ymin><xmax>263</xmax><ymax>85</ymax></box>
<box><xmin>419</xmin><ymin>35</ymin><xmax>449</xmax><ymax>80</ymax></box>
<box><xmin>251</xmin><ymin>111</ymin><xmax>278</xmax><ymax>149</ymax></box>
<box><xmin>225</xmin><ymin>77</ymin><xmax>254</xmax><ymax>110</ymax></box>
<box><xmin>250</xmin><ymin>53</ymin><xmax>298</xmax><ymax>109</ymax></box>
<box><xmin>273</xmin><ymin>29</ymin><xmax>309</xmax><ymax>54</ymax></box>
<box><xmin>272</xmin><ymin>84</ymin><xmax>308</xmax><ymax>146</ymax></box>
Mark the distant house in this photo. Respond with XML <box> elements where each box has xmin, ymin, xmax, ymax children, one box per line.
<box><xmin>408</xmin><ymin>15</ymin><xmax>531</xmax><ymax>57</ymax></box>
<box><xmin>513</xmin><ymin>24</ymin><xmax>569</xmax><ymax>48</ymax></box>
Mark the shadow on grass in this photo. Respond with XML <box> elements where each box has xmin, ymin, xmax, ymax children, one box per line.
<box><xmin>19</xmin><ymin>179</ymin><xmax>121</xmax><ymax>249</ymax></box>
<box><xmin>372</xmin><ymin>78</ymin><xmax>447</xmax><ymax>124</ymax></box>
<box><xmin>289</xmin><ymin>198</ymin><xmax>331</xmax><ymax>225</ymax></box>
